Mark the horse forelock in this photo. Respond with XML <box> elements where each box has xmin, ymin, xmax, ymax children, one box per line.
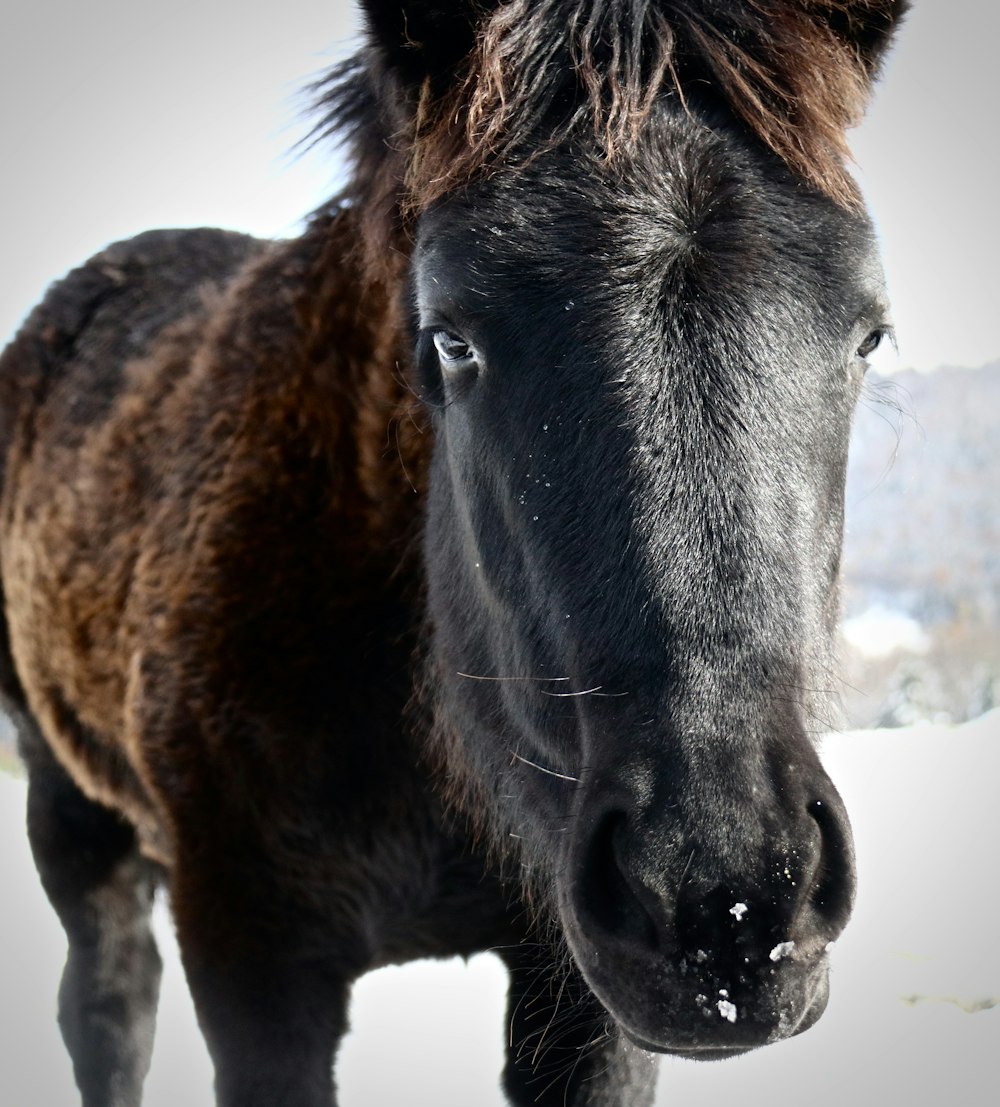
<box><xmin>421</xmin><ymin>0</ymin><xmax>902</xmax><ymax>211</ymax></box>
<box><xmin>311</xmin><ymin>1</ymin><xmax>898</xmax><ymax>278</ymax></box>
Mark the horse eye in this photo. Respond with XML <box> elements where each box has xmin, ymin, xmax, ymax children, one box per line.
<box><xmin>432</xmin><ymin>330</ymin><xmax>475</xmax><ymax>366</ymax></box>
<box><xmin>857</xmin><ymin>328</ymin><xmax>887</xmax><ymax>360</ymax></box>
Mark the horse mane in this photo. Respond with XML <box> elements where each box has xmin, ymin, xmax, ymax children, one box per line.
<box><xmin>312</xmin><ymin>0</ymin><xmax>898</xmax><ymax>268</ymax></box>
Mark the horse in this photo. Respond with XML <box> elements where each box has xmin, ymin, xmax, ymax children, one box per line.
<box><xmin>0</xmin><ymin>2</ymin><xmax>906</xmax><ymax>1104</ymax></box>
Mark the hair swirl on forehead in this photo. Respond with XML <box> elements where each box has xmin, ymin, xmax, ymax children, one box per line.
<box><xmin>408</xmin><ymin>0</ymin><xmax>898</xmax><ymax>211</ymax></box>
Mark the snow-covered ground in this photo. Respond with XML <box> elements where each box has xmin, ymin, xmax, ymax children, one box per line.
<box><xmin>1</xmin><ymin>712</ymin><xmax>997</xmax><ymax>1106</ymax></box>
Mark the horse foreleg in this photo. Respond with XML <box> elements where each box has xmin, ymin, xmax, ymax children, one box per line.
<box><xmin>498</xmin><ymin>941</ymin><xmax>658</xmax><ymax>1107</ymax></box>
<box><xmin>21</xmin><ymin>734</ymin><xmax>163</xmax><ymax>1107</ymax></box>
<box><xmin>169</xmin><ymin>836</ymin><xmax>362</xmax><ymax>1107</ymax></box>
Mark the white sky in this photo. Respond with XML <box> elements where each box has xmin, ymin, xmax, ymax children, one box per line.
<box><xmin>1</xmin><ymin>2</ymin><xmax>997</xmax><ymax>372</ymax></box>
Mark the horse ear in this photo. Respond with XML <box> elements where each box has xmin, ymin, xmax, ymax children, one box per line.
<box><xmin>827</xmin><ymin>0</ymin><xmax>911</xmax><ymax>81</ymax></box>
<box><xmin>358</xmin><ymin>1</ymin><xmax>491</xmax><ymax>90</ymax></box>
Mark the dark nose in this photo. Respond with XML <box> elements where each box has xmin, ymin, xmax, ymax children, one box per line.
<box><xmin>574</xmin><ymin>782</ymin><xmax>855</xmax><ymax>960</ymax></box>
<box><xmin>562</xmin><ymin>768</ymin><xmax>856</xmax><ymax>1049</ymax></box>
<box><xmin>672</xmin><ymin>791</ymin><xmax>855</xmax><ymax>959</ymax></box>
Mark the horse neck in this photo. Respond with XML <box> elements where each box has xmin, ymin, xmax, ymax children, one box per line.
<box><xmin>263</xmin><ymin>207</ymin><xmax>428</xmax><ymax>578</ymax></box>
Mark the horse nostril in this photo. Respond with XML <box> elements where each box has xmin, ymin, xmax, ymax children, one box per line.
<box><xmin>805</xmin><ymin>796</ymin><xmax>856</xmax><ymax>931</ymax></box>
<box><xmin>575</xmin><ymin>811</ymin><xmax>660</xmax><ymax>953</ymax></box>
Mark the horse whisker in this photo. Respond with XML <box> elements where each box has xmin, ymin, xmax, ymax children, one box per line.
<box><xmin>678</xmin><ymin>848</ymin><xmax>696</xmax><ymax>893</ymax></box>
<box><xmin>540</xmin><ymin>686</ymin><xmax>604</xmax><ymax>697</ymax></box>
<box><xmin>510</xmin><ymin>753</ymin><xmax>580</xmax><ymax>783</ymax></box>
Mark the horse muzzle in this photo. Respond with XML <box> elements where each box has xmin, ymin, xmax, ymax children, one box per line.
<box><xmin>554</xmin><ymin>764</ymin><xmax>855</xmax><ymax>1054</ymax></box>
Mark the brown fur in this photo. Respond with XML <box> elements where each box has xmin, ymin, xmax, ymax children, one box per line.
<box><xmin>0</xmin><ymin>212</ymin><xmax>522</xmax><ymax>1062</ymax></box>
<box><xmin>1</xmin><ymin>212</ymin><xmax>432</xmax><ymax>872</ymax></box>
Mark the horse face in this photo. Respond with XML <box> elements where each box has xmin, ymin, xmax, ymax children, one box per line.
<box><xmin>412</xmin><ymin>109</ymin><xmax>887</xmax><ymax>1056</ymax></box>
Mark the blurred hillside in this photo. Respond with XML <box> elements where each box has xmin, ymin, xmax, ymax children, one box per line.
<box><xmin>840</xmin><ymin>362</ymin><xmax>1000</xmax><ymax>726</ymax></box>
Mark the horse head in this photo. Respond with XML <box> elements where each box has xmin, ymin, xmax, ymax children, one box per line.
<box><xmin>354</xmin><ymin>0</ymin><xmax>906</xmax><ymax>1057</ymax></box>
